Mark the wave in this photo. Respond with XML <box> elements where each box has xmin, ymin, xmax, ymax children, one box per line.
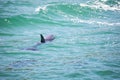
<box><xmin>35</xmin><ymin>0</ymin><xmax>120</xmax><ymax>14</ymax></box>
<box><xmin>34</xmin><ymin>1</ymin><xmax>120</xmax><ymax>25</ymax></box>
<box><xmin>0</xmin><ymin>0</ymin><xmax>119</xmax><ymax>27</ymax></box>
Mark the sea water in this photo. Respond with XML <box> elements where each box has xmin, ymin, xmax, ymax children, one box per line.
<box><xmin>0</xmin><ymin>0</ymin><xmax>120</xmax><ymax>80</ymax></box>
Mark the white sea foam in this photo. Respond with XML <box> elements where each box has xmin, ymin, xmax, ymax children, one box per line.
<box><xmin>80</xmin><ymin>1</ymin><xmax>120</xmax><ymax>11</ymax></box>
<box><xmin>70</xmin><ymin>17</ymin><xmax>120</xmax><ymax>26</ymax></box>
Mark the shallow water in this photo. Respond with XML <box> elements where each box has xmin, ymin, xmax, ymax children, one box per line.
<box><xmin>0</xmin><ymin>0</ymin><xmax>120</xmax><ymax>80</ymax></box>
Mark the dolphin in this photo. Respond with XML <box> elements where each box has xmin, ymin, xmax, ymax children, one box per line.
<box><xmin>24</xmin><ymin>34</ymin><xmax>55</xmax><ymax>51</ymax></box>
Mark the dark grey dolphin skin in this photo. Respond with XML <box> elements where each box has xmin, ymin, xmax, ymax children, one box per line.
<box><xmin>25</xmin><ymin>34</ymin><xmax>55</xmax><ymax>51</ymax></box>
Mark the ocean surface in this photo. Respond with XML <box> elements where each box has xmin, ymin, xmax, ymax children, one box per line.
<box><xmin>0</xmin><ymin>0</ymin><xmax>120</xmax><ymax>80</ymax></box>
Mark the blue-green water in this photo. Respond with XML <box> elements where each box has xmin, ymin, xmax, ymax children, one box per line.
<box><xmin>0</xmin><ymin>0</ymin><xmax>120</xmax><ymax>80</ymax></box>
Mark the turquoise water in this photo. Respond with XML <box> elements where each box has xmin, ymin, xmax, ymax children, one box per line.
<box><xmin>0</xmin><ymin>0</ymin><xmax>120</xmax><ymax>80</ymax></box>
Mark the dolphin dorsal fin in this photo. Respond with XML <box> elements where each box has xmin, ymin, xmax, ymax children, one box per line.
<box><xmin>40</xmin><ymin>34</ymin><xmax>45</xmax><ymax>43</ymax></box>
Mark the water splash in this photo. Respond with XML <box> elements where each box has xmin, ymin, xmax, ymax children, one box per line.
<box><xmin>35</xmin><ymin>5</ymin><xmax>47</xmax><ymax>12</ymax></box>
